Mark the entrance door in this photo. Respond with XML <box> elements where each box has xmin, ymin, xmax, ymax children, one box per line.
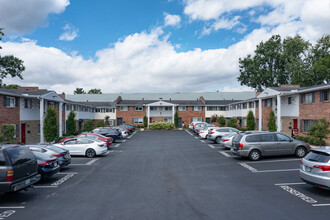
<box><xmin>178</xmin><ymin>117</ymin><xmax>182</xmax><ymax>128</ymax></box>
<box><xmin>21</xmin><ymin>124</ymin><xmax>26</xmax><ymax>144</ymax></box>
<box><xmin>117</xmin><ymin>118</ymin><xmax>123</xmax><ymax>125</ymax></box>
<box><xmin>293</xmin><ymin>119</ymin><xmax>298</xmax><ymax>129</ymax></box>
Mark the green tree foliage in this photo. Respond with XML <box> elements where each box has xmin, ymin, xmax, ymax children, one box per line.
<box><xmin>73</xmin><ymin>88</ymin><xmax>86</xmax><ymax>94</ymax></box>
<box><xmin>43</xmin><ymin>107</ymin><xmax>58</xmax><ymax>142</ymax></box>
<box><xmin>210</xmin><ymin>114</ymin><xmax>218</xmax><ymax>123</ymax></box>
<box><xmin>143</xmin><ymin>115</ymin><xmax>148</xmax><ymax>128</ymax></box>
<box><xmin>174</xmin><ymin>112</ymin><xmax>179</xmax><ymax>128</ymax></box>
<box><xmin>238</xmin><ymin>34</ymin><xmax>329</xmax><ymax>91</ymax></box>
<box><xmin>88</xmin><ymin>88</ymin><xmax>102</xmax><ymax>94</ymax></box>
<box><xmin>84</xmin><ymin>119</ymin><xmax>94</xmax><ymax>131</ymax></box>
<box><xmin>104</xmin><ymin>115</ymin><xmax>110</xmax><ymax>126</ymax></box>
<box><xmin>96</xmin><ymin>120</ymin><xmax>105</xmax><ymax>127</ymax></box>
<box><xmin>66</xmin><ymin>110</ymin><xmax>76</xmax><ymax>135</ymax></box>
<box><xmin>227</xmin><ymin>118</ymin><xmax>238</xmax><ymax>128</ymax></box>
<box><xmin>246</xmin><ymin>110</ymin><xmax>256</xmax><ymax>130</ymax></box>
<box><xmin>217</xmin><ymin>115</ymin><xmax>226</xmax><ymax>127</ymax></box>
<box><xmin>1</xmin><ymin>84</ymin><xmax>20</xmax><ymax>89</ymax></box>
<box><xmin>267</xmin><ymin>110</ymin><xmax>277</xmax><ymax>131</ymax></box>
<box><xmin>0</xmin><ymin>28</ymin><xmax>25</xmax><ymax>86</ymax></box>
<box><xmin>309</xmin><ymin>118</ymin><xmax>330</xmax><ymax>140</ymax></box>
<box><xmin>1</xmin><ymin>124</ymin><xmax>15</xmax><ymax>142</ymax></box>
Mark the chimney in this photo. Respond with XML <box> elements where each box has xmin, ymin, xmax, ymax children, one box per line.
<box><xmin>17</xmin><ymin>86</ymin><xmax>39</xmax><ymax>91</ymax></box>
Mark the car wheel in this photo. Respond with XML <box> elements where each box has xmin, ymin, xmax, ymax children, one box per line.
<box><xmin>295</xmin><ymin>146</ymin><xmax>307</xmax><ymax>158</ymax></box>
<box><xmin>86</xmin><ymin>148</ymin><xmax>96</xmax><ymax>158</ymax></box>
<box><xmin>249</xmin><ymin>150</ymin><xmax>261</xmax><ymax>161</ymax></box>
<box><xmin>215</xmin><ymin>137</ymin><xmax>221</xmax><ymax>144</ymax></box>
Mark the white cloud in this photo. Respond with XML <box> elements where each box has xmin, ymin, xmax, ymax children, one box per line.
<box><xmin>164</xmin><ymin>13</ymin><xmax>181</xmax><ymax>27</ymax></box>
<box><xmin>59</xmin><ymin>24</ymin><xmax>78</xmax><ymax>41</ymax></box>
<box><xmin>0</xmin><ymin>0</ymin><xmax>70</xmax><ymax>34</ymax></box>
<box><xmin>202</xmin><ymin>16</ymin><xmax>240</xmax><ymax>35</ymax></box>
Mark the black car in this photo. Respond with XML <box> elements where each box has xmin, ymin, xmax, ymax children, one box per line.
<box><xmin>32</xmin><ymin>151</ymin><xmax>60</xmax><ymax>179</ymax></box>
<box><xmin>0</xmin><ymin>145</ymin><xmax>41</xmax><ymax>192</ymax></box>
<box><xmin>92</xmin><ymin>127</ymin><xmax>122</xmax><ymax>142</ymax></box>
<box><xmin>28</xmin><ymin>145</ymin><xmax>71</xmax><ymax>168</ymax></box>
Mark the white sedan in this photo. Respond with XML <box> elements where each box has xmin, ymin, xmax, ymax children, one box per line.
<box><xmin>54</xmin><ymin>138</ymin><xmax>107</xmax><ymax>158</ymax></box>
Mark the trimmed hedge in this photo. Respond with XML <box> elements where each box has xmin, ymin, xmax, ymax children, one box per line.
<box><xmin>296</xmin><ymin>136</ymin><xmax>326</xmax><ymax>146</ymax></box>
<box><xmin>149</xmin><ymin>122</ymin><xmax>174</xmax><ymax>130</ymax></box>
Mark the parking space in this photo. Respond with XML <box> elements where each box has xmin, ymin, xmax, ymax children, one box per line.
<box><xmin>186</xmin><ymin>129</ymin><xmax>330</xmax><ymax>212</ymax></box>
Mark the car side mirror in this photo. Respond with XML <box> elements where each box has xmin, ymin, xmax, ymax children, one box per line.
<box><xmin>290</xmin><ymin>138</ymin><xmax>293</xmax><ymax>142</ymax></box>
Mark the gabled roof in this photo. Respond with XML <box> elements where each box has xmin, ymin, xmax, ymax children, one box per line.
<box><xmin>0</xmin><ymin>88</ymin><xmax>63</xmax><ymax>102</ymax></box>
<box><xmin>116</xmin><ymin>99</ymin><xmax>204</xmax><ymax>106</ymax></box>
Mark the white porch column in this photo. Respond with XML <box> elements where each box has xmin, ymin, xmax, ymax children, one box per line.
<box><xmin>40</xmin><ymin>98</ymin><xmax>44</xmax><ymax>143</ymax></box>
<box><xmin>147</xmin><ymin>105</ymin><xmax>150</xmax><ymax>128</ymax></box>
<box><xmin>277</xmin><ymin>94</ymin><xmax>281</xmax><ymax>132</ymax></box>
<box><xmin>59</xmin><ymin>102</ymin><xmax>63</xmax><ymax>137</ymax></box>
<box><xmin>258</xmin><ymin>98</ymin><xmax>262</xmax><ymax>131</ymax></box>
<box><xmin>172</xmin><ymin>106</ymin><xmax>175</xmax><ymax>123</ymax></box>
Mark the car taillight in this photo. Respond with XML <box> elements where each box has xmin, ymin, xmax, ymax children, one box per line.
<box><xmin>239</xmin><ymin>143</ymin><xmax>243</xmax><ymax>150</ymax></box>
<box><xmin>197</xmin><ymin>129</ymin><xmax>200</xmax><ymax>132</ymax></box>
<box><xmin>52</xmin><ymin>154</ymin><xmax>64</xmax><ymax>157</ymax></box>
<box><xmin>300</xmin><ymin>160</ymin><xmax>303</xmax><ymax>164</ymax></box>
<box><xmin>98</xmin><ymin>144</ymin><xmax>104</xmax><ymax>147</ymax></box>
<box><xmin>313</xmin><ymin>165</ymin><xmax>330</xmax><ymax>171</ymax></box>
<box><xmin>210</xmin><ymin>130</ymin><xmax>214</xmax><ymax>134</ymax></box>
<box><xmin>223</xmin><ymin>139</ymin><xmax>229</xmax><ymax>142</ymax></box>
<box><xmin>116</xmin><ymin>132</ymin><xmax>120</xmax><ymax>134</ymax></box>
<box><xmin>6</xmin><ymin>170</ymin><xmax>14</xmax><ymax>182</ymax></box>
<box><xmin>201</xmin><ymin>131</ymin><xmax>204</xmax><ymax>133</ymax></box>
<box><xmin>39</xmin><ymin>161</ymin><xmax>52</xmax><ymax>165</ymax></box>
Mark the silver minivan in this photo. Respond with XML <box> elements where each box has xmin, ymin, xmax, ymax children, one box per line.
<box><xmin>231</xmin><ymin>131</ymin><xmax>310</xmax><ymax>161</ymax></box>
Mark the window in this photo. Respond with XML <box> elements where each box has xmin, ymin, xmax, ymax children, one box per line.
<box><xmin>164</xmin><ymin>118</ymin><xmax>172</xmax><ymax>122</ymax></box>
<box><xmin>178</xmin><ymin>106</ymin><xmax>187</xmax><ymax>111</ymax></box>
<box><xmin>245</xmin><ymin>135</ymin><xmax>261</xmax><ymax>142</ymax></box>
<box><xmin>276</xmin><ymin>133</ymin><xmax>291</xmax><ymax>142</ymax></box>
<box><xmin>237</xmin><ymin>104</ymin><xmax>242</xmax><ymax>110</ymax></box>
<box><xmin>256</xmin><ymin>102</ymin><xmax>259</xmax><ymax>108</ymax></box>
<box><xmin>38</xmin><ymin>124</ymin><xmax>40</xmax><ymax>134</ymax></box>
<box><xmin>4</xmin><ymin>96</ymin><xmax>16</xmax><ymax>107</ymax></box>
<box><xmin>48</xmin><ymin>102</ymin><xmax>56</xmax><ymax>108</ymax></box>
<box><xmin>24</xmin><ymin>99</ymin><xmax>32</xmax><ymax>109</ymax></box>
<box><xmin>5</xmin><ymin>146</ymin><xmax>35</xmax><ymax>165</ymax></box>
<box><xmin>134</xmin><ymin>106</ymin><xmax>144</xmax><ymax>111</ymax></box>
<box><xmin>132</xmin><ymin>118</ymin><xmax>143</xmax><ymax>124</ymax></box>
<box><xmin>165</xmin><ymin>106</ymin><xmax>172</xmax><ymax>111</ymax></box>
<box><xmin>303</xmin><ymin>120</ymin><xmax>315</xmax><ymax>132</ymax></box>
<box><xmin>261</xmin><ymin>134</ymin><xmax>276</xmax><ymax>142</ymax></box>
<box><xmin>150</xmin><ymin>106</ymin><xmax>158</xmax><ymax>111</ymax></box>
<box><xmin>320</xmin><ymin>90</ymin><xmax>329</xmax><ymax>101</ymax></box>
<box><xmin>301</xmin><ymin>92</ymin><xmax>315</xmax><ymax>104</ymax></box>
<box><xmin>264</xmin><ymin>99</ymin><xmax>272</xmax><ymax>107</ymax></box>
<box><xmin>191</xmin><ymin>118</ymin><xmax>203</xmax><ymax>122</ymax></box>
<box><xmin>193</xmin><ymin>106</ymin><xmax>202</xmax><ymax>111</ymax></box>
<box><xmin>242</xmin><ymin>103</ymin><xmax>247</xmax><ymax>109</ymax></box>
<box><xmin>249</xmin><ymin>102</ymin><xmax>254</xmax><ymax>108</ymax></box>
<box><xmin>66</xmin><ymin>105</ymin><xmax>71</xmax><ymax>111</ymax></box>
<box><xmin>119</xmin><ymin>106</ymin><xmax>129</xmax><ymax>111</ymax></box>
<box><xmin>206</xmin><ymin>106</ymin><xmax>226</xmax><ymax>111</ymax></box>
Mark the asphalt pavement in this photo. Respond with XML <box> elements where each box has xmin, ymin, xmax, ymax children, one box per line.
<box><xmin>1</xmin><ymin>130</ymin><xmax>329</xmax><ymax>220</ymax></box>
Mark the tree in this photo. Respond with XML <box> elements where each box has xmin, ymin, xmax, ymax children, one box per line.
<box><xmin>104</xmin><ymin>115</ymin><xmax>110</xmax><ymax>126</ymax></box>
<box><xmin>66</xmin><ymin>110</ymin><xmax>76</xmax><ymax>135</ymax></box>
<box><xmin>73</xmin><ymin>88</ymin><xmax>86</xmax><ymax>94</ymax></box>
<box><xmin>246</xmin><ymin>110</ymin><xmax>256</xmax><ymax>130</ymax></box>
<box><xmin>84</xmin><ymin>119</ymin><xmax>94</xmax><ymax>131</ymax></box>
<box><xmin>0</xmin><ymin>28</ymin><xmax>25</xmax><ymax>86</ymax></box>
<box><xmin>1</xmin><ymin>124</ymin><xmax>15</xmax><ymax>143</ymax></box>
<box><xmin>1</xmin><ymin>84</ymin><xmax>20</xmax><ymax>89</ymax></box>
<box><xmin>174</xmin><ymin>112</ymin><xmax>179</xmax><ymax>128</ymax></box>
<box><xmin>267</xmin><ymin>110</ymin><xmax>277</xmax><ymax>131</ymax></box>
<box><xmin>217</xmin><ymin>115</ymin><xmax>226</xmax><ymax>127</ymax></box>
<box><xmin>227</xmin><ymin>118</ymin><xmax>238</xmax><ymax>128</ymax></box>
<box><xmin>143</xmin><ymin>115</ymin><xmax>148</xmax><ymax>128</ymax></box>
<box><xmin>309</xmin><ymin>118</ymin><xmax>330</xmax><ymax>140</ymax></box>
<box><xmin>210</xmin><ymin>114</ymin><xmax>218</xmax><ymax>123</ymax></box>
<box><xmin>238</xmin><ymin>34</ymin><xmax>329</xmax><ymax>91</ymax></box>
<box><xmin>97</xmin><ymin>120</ymin><xmax>105</xmax><ymax>127</ymax></box>
<box><xmin>43</xmin><ymin>107</ymin><xmax>58</xmax><ymax>142</ymax></box>
<box><xmin>88</xmin><ymin>88</ymin><xmax>102</xmax><ymax>94</ymax></box>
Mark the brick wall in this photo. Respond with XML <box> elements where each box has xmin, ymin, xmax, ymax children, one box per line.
<box><xmin>177</xmin><ymin>106</ymin><xmax>205</xmax><ymax>125</ymax></box>
<box><xmin>0</xmin><ymin>95</ymin><xmax>20</xmax><ymax>142</ymax></box>
<box><xmin>116</xmin><ymin>106</ymin><xmax>146</xmax><ymax>126</ymax></box>
<box><xmin>262</xmin><ymin>104</ymin><xmax>272</xmax><ymax>130</ymax></box>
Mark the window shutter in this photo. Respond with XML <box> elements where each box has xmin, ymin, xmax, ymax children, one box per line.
<box><xmin>300</xmin><ymin>94</ymin><xmax>304</xmax><ymax>104</ymax></box>
<box><xmin>300</xmin><ymin>120</ymin><xmax>302</xmax><ymax>132</ymax></box>
<box><xmin>127</xmin><ymin>106</ymin><xmax>129</xmax><ymax>110</ymax></box>
<box><xmin>320</xmin><ymin>91</ymin><xmax>323</xmax><ymax>102</ymax></box>
<box><xmin>15</xmin><ymin>97</ymin><xmax>19</xmax><ymax>107</ymax></box>
<box><xmin>312</xmin><ymin>92</ymin><xmax>315</xmax><ymax>103</ymax></box>
<box><xmin>3</xmin><ymin>96</ymin><xmax>7</xmax><ymax>107</ymax></box>
<box><xmin>16</xmin><ymin>124</ymin><xmax>19</xmax><ymax>138</ymax></box>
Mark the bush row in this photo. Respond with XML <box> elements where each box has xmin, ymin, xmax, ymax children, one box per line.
<box><xmin>149</xmin><ymin>122</ymin><xmax>174</xmax><ymax>130</ymax></box>
<box><xmin>295</xmin><ymin>136</ymin><xmax>326</xmax><ymax>146</ymax></box>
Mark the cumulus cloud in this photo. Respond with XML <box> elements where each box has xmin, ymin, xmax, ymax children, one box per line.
<box><xmin>59</xmin><ymin>24</ymin><xmax>78</xmax><ymax>41</ymax></box>
<box><xmin>164</xmin><ymin>13</ymin><xmax>181</xmax><ymax>27</ymax></box>
<box><xmin>0</xmin><ymin>0</ymin><xmax>70</xmax><ymax>34</ymax></box>
<box><xmin>202</xmin><ymin>16</ymin><xmax>240</xmax><ymax>35</ymax></box>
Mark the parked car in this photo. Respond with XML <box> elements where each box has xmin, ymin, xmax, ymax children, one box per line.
<box><xmin>54</xmin><ymin>138</ymin><xmax>108</xmax><ymax>158</ymax></box>
<box><xmin>207</xmin><ymin>127</ymin><xmax>239</xmax><ymax>143</ymax></box>
<box><xmin>92</xmin><ymin>127</ymin><xmax>122</xmax><ymax>142</ymax></box>
<box><xmin>220</xmin><ymin>133</ymin><xmax>236</xmax><ymax>149</ymax></box>
<box><xmin>0</xmin><ymin>145</ymin><xmax>41</xmax><ymax>192</ymax></box>
<box><xmin>199</xmin><ymin>126</ymin><xmax>219</xmax><ymax>139</ymax></box>
<box><xmin>120</xmin><ymin>124</ymin><xmax>135</xmax><ymax>133</ymax></box>
<box><xmin>192</xmin><ymin>122</ymin><xmax>208</xmax><ymax>133</ymax></box>
<box><xmin>59</xmin><ymin>133</ymin><xmax>113</xmax><ymax>148</ymax></box>
<box><xmin>231</xmin><ymin>131</ymin><xmax>310</xmax><ymax>161</ymax></box>
<box><xmin>195</xmin><ymin>124</ymin><xmax>214</xmax><ymax>135</ymax></box>
<box><xmin>114</xmin><ymin>126</ymin><xmax>129</xmax><ymax>139</ymax></box>
<box><xmin>32</xmin><ymin>151</ymin><xmax>60</xmax><ymax>179</ymax></box>
<box><xmin>300</xmin><ymin>147</ymin><xmax>330</xmax><ymax>189</ymax></box>
<box><xmin>28</xmin><ymin>145</ymin><xmax>71</xmax><ymax>168</ymax></box>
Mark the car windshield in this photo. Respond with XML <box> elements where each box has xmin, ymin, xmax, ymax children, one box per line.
<box><xmin>33</xmin><ymin>151</ymin><xmax>54</xmax><ymax>160</ymax></box>
<box><xmin>0</xmin><ymin>151</ymin><xmax>7</xmax><ymax>166</ymax></box>
<box><xmin>5</xmin><ymin>146</ymin><xmax>35</xmax><ymax>165</ymax></box>
<box><xmin>305</xmin><ymin>151</ymin><xmax>330</xmax><ymax>163</ymax></box>
<box><xmin>44</xmin><ymin>145</ymin><xmax>65</xmax><ymax>153</ymax></box>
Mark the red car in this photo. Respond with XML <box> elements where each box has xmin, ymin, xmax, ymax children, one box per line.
<box><xmin>59</xmin><ymin>133</ymin><xmax>113</xmax><ymax>148</ymax></box>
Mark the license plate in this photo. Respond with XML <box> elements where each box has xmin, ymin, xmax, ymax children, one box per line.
<box><xmin>305</xmin><ymin>166</ymin><xmax>312</xmax><ymax>172</ymax></box>
<box><xmin>25</xmin><ymin>179</ymin><xmax>30</xmax><ymax>185</ymax></box>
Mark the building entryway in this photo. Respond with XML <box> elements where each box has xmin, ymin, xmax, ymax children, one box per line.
<box><xmin>21</xmin><ymin>124</ymin><xmax>26</xmax><ymax>144</ymax></box>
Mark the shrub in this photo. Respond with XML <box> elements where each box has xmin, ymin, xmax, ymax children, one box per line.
<box><xmin>227</xmin><ymin>118</ymin><xmax>238</xmax><ymax>128</ymax></box>
<box><xmin>0</xmin><ymin>134</ymin><xmax>3</xmax><ymax>142</ymax></box>
<box><xmin>1</xmin><ymin>124</ymin><xmax>15</xmax><ymax>143</ymax></box>
<box><xmin>246</xmin><ymin>110</ymin><xmax>255</xmax><ymax>130</ymax></box>
<box><xmin>174</xmin><ymin>112</ymin><xmax>179</xmax><ymax>128</ymax></box>
<box><xmin>143</xmin><ymin>115</ymin><xmax>148</xmax><ymax>128</ymax></box>
<box><xmin>267</xmin><ymin>110</ymin><xmax>277</xmax><ymax>131</ymax></box>
<box><xmin>295</xmin><ymin>136</ymin><xmax>303</xmax><ymax>141</ymax></box>
<box><xmin>149</xmin><ymin>122</ymin><xmax>174</xmax><ymax>130</ymax></box>
<box><xmin>308</xmin><ymin>137</ymin><xmax>316</xmax><ymax>145</ymax></box>
<box><xmin>96</xmin><ymin>120</ymin><xmax>106</xmax><ymax>127</ymax></box>
<box><xmin>237</xmin><ymin>127</ymin><xmax>247</xmax><ymax>131</ymax></box>
<box><xmin>66</xmin><ymin>110</ymin><xmax>76</xmax><ymax>135</ymax></box>
<box><xmin>313</xmin><ymin>139</ymin><xmax>321</xmax><ymax>146</ymax></box>
<box><xmin>43</xmin><ymin>107</ymin><xmax>58</xmax><ymax>142</ymax></box>
<box><xmin>308</xmin><ymin>118</ymin><xmax>330</xmax><ymax>140</ymax></box>
<box><xmin>210</xmin><ymin>114</ymin><xmax>218</xmax><ymax>123</ymax></box>
<box><xmin>217</xmin><ymin>115</ymin><xmax>226</xmax><ymax>127</ymax></box>
<box><xmin>320</xmin><ymin>139</ymin><xmax>326</xmax><ymax>146</ymax></box>
<box><xmin>84</xmin><ymin>119</ymin><xmax>94</xmax><ymax>131</ymax></box>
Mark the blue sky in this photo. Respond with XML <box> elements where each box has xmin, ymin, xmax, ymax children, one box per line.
<box><xmin>0</xmin><ymin>0</ymin><xmax>329</xmax><ymax>94</ymax></box>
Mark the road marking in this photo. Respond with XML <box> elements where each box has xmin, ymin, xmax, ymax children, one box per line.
<box><xmin>209</xmin><ymin>144</ymin><xmax>215</xmax><ymax>148</ymax></box>
<box><xmin>58</xmin><ymin>172</ymin><xmax>78</xmax><ymax>175</ymax></box>
<box><xmin>114</xmin><ymin>144</ymin><xmax>120</xmax><ymax>148</ymax></box>
<box><xmin>105</xmin><ymin>151</ymin><xmax>111</xmax><ymax>155</ymax></box>
<box><xmin>239</xmin><ymin>163</ymin><xmax>258</xmax><ymax>172</ymax></box>
<box><xmin>185</xmin><ymin>130</ymin><xmax>193</xmax><ymax>136</ymax></box>
<box><xmin>0</xmin><ymin>207</ymin><xmax>24</xmax><ymax>209</ymax></box>
<box><xmin>34</xmin><ymin>186</ymin><xmax>58</xmax><ymax>188</ymax></box>
<box><xmin>200</xmin><ymin>140</ymin><xmax>205</xmax><ymax>143</ymax></box>
<box><xmin>86</xmin><ymin>158</ymin><xmax>99</xmax><ymax>165</ymax></box>
<box><xmin>312</xmin><ymin>204</ymin><xmax>330</xmax><ymax>207</ymax></box>
<box><xmin>51</xmin><ymin>173</ymin><xmax>76</xmax><ymax>186</ymax></box>
<box><xmin>244</xmin><ymin>158</ymin><xmax>301</xmax><ymax>164</ymax></box>
<box><xmin>279</xmin><ymin>185</ymin><xmax>317</xmax><ymax>204</ymax></box>
<box><xmin>256</xmin><ymin>169</ymin><xmax>300</xmax><ymax>173</ymax></box>
<box><xmin>194</xmin><ymin>137</ymin><xmax>198</xmax><ymax>139</ymax></box>
<box><xmin>122</xmin><ymin>140</ymin><xmax>127</xmax><ymax>142</ymax></box>
<box><xmin>275</xmin><ymin>182</ymin><xmax>306</xmax><ymax>186</ymax></box>
<box><xmin>127</xmin><ymin>132</ymin><xmax>137</xmax><ymax>139</ymax></box>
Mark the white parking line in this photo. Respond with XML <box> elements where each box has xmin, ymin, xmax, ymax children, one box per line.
<box><xmin>194</xmin><ymin>137</ymin><xmax>198</xmax><ymax>139</ymax></box>
<box><xmin>105</xmin><ymin>151</ymin><xmax>111</xmax><ymax>155</ymax></box>
<box><xmin>239</xmin><ymin>163</ymin><xmax>258</xmax><ymax>172</ymax></box>
<box><xmin>122</xmin><ymin>140</ymin><xmax>127</xmax><ymax>142</ymax></box>
<box><xmin>51</xmin><ymin>173</ymin><xmax>76</xmax><ymax>186</ymax></box>
<box><xmin>127</xmin><ymin>132</ymin><xmax>137</xmax><ymax>139</ymax></box>
<box><xmin>312</xmin><ymin>204</ymin><xmax>330</xmax><ymax>207</ymax></box>
<box><xmin>275</xmin><ymin>182</ymin><xmax>306</xmax><ymax>186</ymax></box>
<box><xmin>86</xmin><ymin>158</ymin><xmax>99</xmax><ymax>165</ymax></box>
<box><xmin>279</xmin><ymin>185</ymin><xmax>317</xmax><ymax>204</ymax></box>
<box><xmin>256</xmin><ymin>169</ymin><xmax>300</xmax><ymax>173</ymax></box>
<box><xmin>114</xmin><ymin>144</ymin><xmax>121</xmax><ymax>148</ymax></box>
<box><xmin>209</xmin><ymin>144</ymin><xmax>215</xmax><ymax>148</ymax></box>
<box><xmin>58</xmin><ymin>172</ymin><xmax>78</xmax><ymax>175</ymax></box>
<box><xmin>218</xmin><ymin>151</ymin><xmax>232</xmax><ymax>158</ymax></box>
<box><xmin>200</xmin><ymin>140</ymin><xmax>205</xmax><ymax>143</ymax></box>
<box><xmin>185</xmin><ymin>130</ymin><xmax>193</xmax><ymax>136</ymax></box>
<box><xmin>34</xmin><ymin>186</ymin><xmax>58</xmax><ymax>188</ymax></box>
<box><xmin>244</xmin><ymin>158</ymin><xmax>301</xmax><ymax>164</ymax></box>
<box><xmin>0</xmin><ymin>207</ymin><xmax>25</xmax><ymax>209</ymax></box>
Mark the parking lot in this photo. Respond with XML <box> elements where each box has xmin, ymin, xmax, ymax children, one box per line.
<box><xmin>1</xmin><ymin>130</ymin><xmax>329</xmax><ymax>220</ymax></box>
